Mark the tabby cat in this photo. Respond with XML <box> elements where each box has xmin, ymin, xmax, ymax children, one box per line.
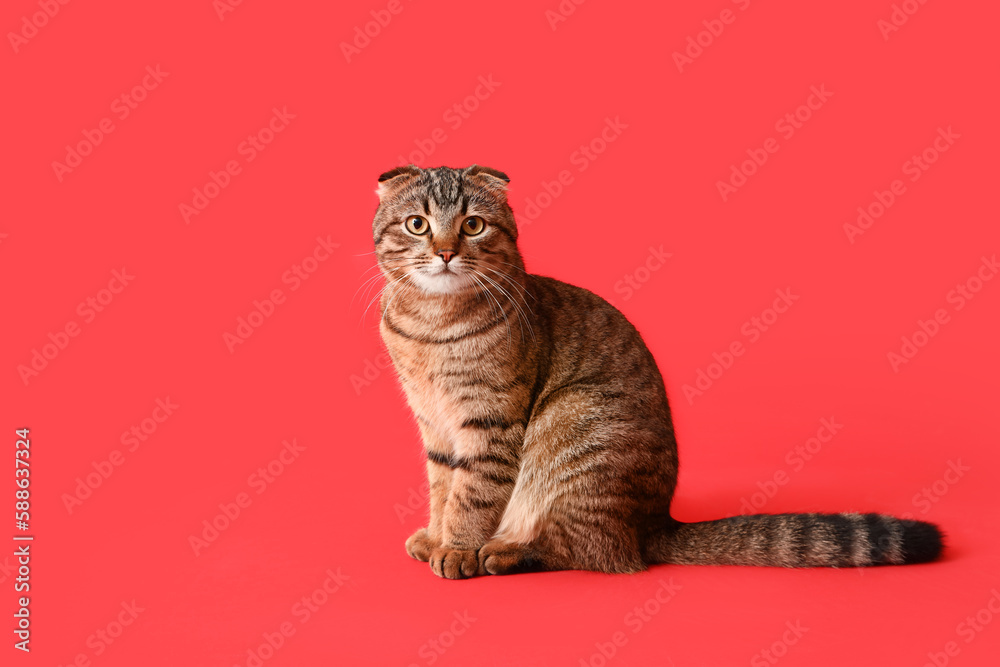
<box><xmin>371</xmin><ymin>164</ymin><xmax>943</xmax><ymax>579</ymax></box>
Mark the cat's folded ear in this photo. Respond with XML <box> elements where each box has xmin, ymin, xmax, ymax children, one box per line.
<box><xmin>464</xmin><ymin>165</ymin><xmax>510</xmax><ymax>197</ymax></box>
<box><xmin>376</xmin><ymin>165</ymin><xmax>421</xmax><ymax>199</ymax></box>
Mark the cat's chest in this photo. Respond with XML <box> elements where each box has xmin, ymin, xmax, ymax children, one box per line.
<box><xmin>388</xmin><ymin>343</ymin><xmax>493</xmax><ymax>449</ymax></box>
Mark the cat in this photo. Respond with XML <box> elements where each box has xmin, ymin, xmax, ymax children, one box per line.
<box><xmin>371</xmin><ymin>164</ymin><xmax>943</xmax><ymax>579</ymax></box>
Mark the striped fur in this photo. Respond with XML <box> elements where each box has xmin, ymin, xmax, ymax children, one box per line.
<box><xmin>648</xmin><ymin>513</ymin><xmax>941</xmax><ymax>567</ymax></box>
<box><xmin>372</xmin><ymin>165</ymin><xmax>944</xmax><ymax>579</ymax></box>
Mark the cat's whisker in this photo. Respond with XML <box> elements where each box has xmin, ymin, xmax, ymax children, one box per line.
<box><xmin>354</xmin><ymin>259</ymin><xmax>421</xmax><ymax>291</ymax></box>
<box><xmin>357</xmin><ymin>265</ymin><xmax>386</xmax><ymax>281</ymax></box>
<box><xmin>358</xmin><ymin>258</ymin><xmax>425</xmax><ymax>279</ymax></box>
<box><xmin>354</xmin><ymin>272</ymin><xmax>392</xmax><ymax>314</ymax></box>
<box><xmin>481</xmin><ymin>265</ymin><xmax>537</xmax><ymax>311</ymax></box>
<box><xmin>380</xmin><ymin>272</ymin><xmax>419</xmax><ymax>331</ymax></box>
<box><xmin>472</xmin><ymin>268</ymin><xmax>531</xmax><ymax>330</ymax></box>
<box><xmin>360</xmin><ymin>278</ymin><xmax>395</xmax><ymax>330</ymax></box>
<box><xmin>463</xmin><ymin>257</ymin><xmax>525</xmax><ymax>284</ymax></box>
<box><xmin>465</xmin><ymin>258</ymin><xmax>535</xmax><ymax>306</ymax></box>
<box><xmin>360</xmin><ymin>266</ymin><xmax>418</xmax><ymax>328</ymax></box>
<box><xmin>478</xmin><ymin>274</ymin><xmax>514</xmax><ymax>353</ymax></box>
<box><xmin>491</xmin><ymin>258</ymin><xmax>526</xmax><ymax>273</ymax></box>
<box><xmin>354</xmin><ymin>263</ymin><xmax>421</xmax><ymax>315</ymax></box>
<box><xmin>468</xmin><ymin>272</ymin><xmax>499</xmax><ymax>321</ymax></box>
<box><xmin>493</xmin><ymin>261</ymin><xmax>533</xmax><ymax>286</ymax></box>
<box><xmin>468</xmin><ymin>272</ymin><xmax>513</xmax><ymax>352</ymax></box>
<box><xmin>468</xmin><ymin>262</ymin><xmax>531</xmax><ymax>309</ymax></box>
<box><xmin>474</xmin><ymin>271</ymin><xmax>528</xmax><ymax>344</ymax></box>
<box><xmin>471</xmin><ymin>268</ymin><xmax>534</xmax><ymax>345</ymax></box>
<box><xmin>354</xmin><ymin>268</ymin><xmax>396</xmax><ymax>305</ymax></box>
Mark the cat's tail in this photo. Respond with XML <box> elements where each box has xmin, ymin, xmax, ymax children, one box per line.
<box><xmin>646</xmin><ymin>513</ymin><xmax>943</xmax><ymax>567</ymax></box>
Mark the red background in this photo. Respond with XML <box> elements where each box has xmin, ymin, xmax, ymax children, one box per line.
<box><xmin>3</xmin><ymin>1</ymin><xmax>999</xmax><ymax>665</ymax></box>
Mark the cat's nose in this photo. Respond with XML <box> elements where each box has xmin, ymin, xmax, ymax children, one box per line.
<box><xmin>437</xmin><ymin>250</ymin><xmax>456</xmax><ymax>263</ymax></box>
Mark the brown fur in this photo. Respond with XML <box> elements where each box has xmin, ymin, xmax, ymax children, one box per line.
<box><xmin>371</xmin><ymin>165</ymin><xmax>943</xmax><ymax>579</ymax></box>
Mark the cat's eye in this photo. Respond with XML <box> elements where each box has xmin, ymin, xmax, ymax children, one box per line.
<box><xmin>404</xmin><ymin>216</ymin><xmax>430</xmax><ymax>235</ymax></box>
<box><xmin>461</xmin><ymin>216</ymin><xmax>486</xmax><ymax>236</ymax></box>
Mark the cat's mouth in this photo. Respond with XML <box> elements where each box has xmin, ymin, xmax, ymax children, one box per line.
<box><xmin>410</xmin><ymin>265</ymin><xmax>473</xmax><ymax>295</ymax></box>
<box><xmin>430</xmin><ymin>259</ymin><xmax>466</xmax><ymax>277</ymax></box>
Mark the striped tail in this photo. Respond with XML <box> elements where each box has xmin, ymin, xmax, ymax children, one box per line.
<box><xmin>648</xmin><ymin>513</ymin><xmax>943</xmax><ymax>567</ymax></box>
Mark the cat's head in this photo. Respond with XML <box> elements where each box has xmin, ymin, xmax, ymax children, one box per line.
<box><xmin>372</xmin><ymin>165</ymin><xmax>522</xmax><ymax>296</ymax></box>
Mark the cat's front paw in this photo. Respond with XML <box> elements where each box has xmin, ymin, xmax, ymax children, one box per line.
<box><xmin>405</xmin><ymin>528</ymin><xmax>439</xmax><ymax>562</ymax></box>
<box><xmin>429</xmin><ymin>547</ymin><xmax>480</xmax><ymax>579</ymax></box>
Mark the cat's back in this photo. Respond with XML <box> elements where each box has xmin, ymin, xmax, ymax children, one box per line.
<box><xmin>526</xmin><ymin>273</ymin><xmax>666</xmax><ymax>392</ymax></box>
<box><xmin>527</xmin><ymin>273</ymin><xmax>642</xmax><ymax>344</ymax></box>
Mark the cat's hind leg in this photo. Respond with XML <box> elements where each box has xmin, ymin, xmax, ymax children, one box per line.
<box><xmin>479</xmin><ymin>515</ymin><xmax>647</xmax><ymax>575</ymax></box>
<box><xmin>477</xmin><ymin>539</ymin><xmax>549</xmax><ymax>575</ymax></box>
